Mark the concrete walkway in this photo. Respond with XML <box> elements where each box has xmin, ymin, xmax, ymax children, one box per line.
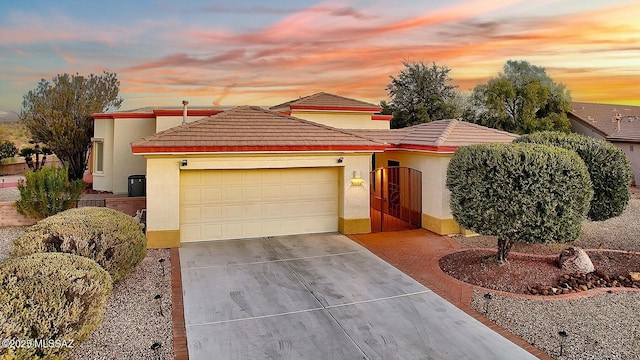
<box><xmin>178</xmin><ymin>233</ymin><xmax>537</xmax><ymax>360</ymax></box>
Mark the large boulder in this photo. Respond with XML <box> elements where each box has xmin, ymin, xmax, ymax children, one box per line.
<box><xmin>558</xmin><ymin>246</ymin><xmax>595</xmax><ymax>274</ymax></box>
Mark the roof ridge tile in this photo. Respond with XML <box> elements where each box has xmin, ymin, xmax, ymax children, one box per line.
<box><xmin>435</xmin><ymin>120</ymin><xmax>456</xmax><ymax>146</ymax></box>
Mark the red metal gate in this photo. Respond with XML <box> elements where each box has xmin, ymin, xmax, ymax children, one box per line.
<box><xmin>370</xmin><ymin>167</ymin><xmax>422</xmax><ymax>232</ymax></box>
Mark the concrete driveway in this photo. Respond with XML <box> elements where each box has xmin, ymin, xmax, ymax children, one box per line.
<box><xmin>179</xmin><ymin>233</ymin><xmax>536</xmax><ymax>360</ymax></box>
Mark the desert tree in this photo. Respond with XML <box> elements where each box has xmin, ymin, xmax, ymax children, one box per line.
<box><xmin>20</xmin><ymin>72</ymin><xmax>123</xmax><ymax>181</ymax></box>
<box><xmin>465</xmin><ymin>60</ymin><xmax>571</xmax><ymax>134</ymax></box>
<box><xmin>385</xmin><ymin>61</ymin><xmax>461</xmax><ymax>128</ymax></box>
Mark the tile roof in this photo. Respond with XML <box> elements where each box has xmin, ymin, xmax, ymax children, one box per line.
<box><xmin>270</xmin><ymin>92</ymin><xmax>382</xmax><ymax>112</ymax></box>
<box><xmin>343</xmin><ymin>129</ymin><xmax>411</xmax><ymax>144</ymax></box>
<box><xmin>403</xmin><ymin>120</ymin><xmax>518</xmax><ymax>147</ymax></box>
<box><xmin>347</xmin><ymin>120</ymin><xmax>518</xmax><ymax>151</ymax></box>
<box><xmin>130</xmin><ymin>106</ymin><xmax>386</xmax><ymax>154</ymax></box>
<box><xmin>569</xmin><ymin>102</ymin><xmax>640</xmax><ymax>142</ymax></box>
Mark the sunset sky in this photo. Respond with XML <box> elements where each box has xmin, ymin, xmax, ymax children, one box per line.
<box><xmin>0</xmin><ymin>0</ymin><xmax>639</xmax><ymax>113</ymax></box>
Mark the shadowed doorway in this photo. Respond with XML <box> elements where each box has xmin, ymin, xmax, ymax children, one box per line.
<box><xmin>370</xmin><ymin>167</ymin><xmax>422</xmax><ymax>232</ymax></box>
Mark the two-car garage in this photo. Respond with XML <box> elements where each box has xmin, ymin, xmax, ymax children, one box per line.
<box><xmin>132</xmin><ymin>106</ymin><xmax>385</xmax><ymax>248</ymax></box>
<box><xmin>179</xmin><ymin>167</ymin><xmax>340</xmax><ymax>242</ymax></box>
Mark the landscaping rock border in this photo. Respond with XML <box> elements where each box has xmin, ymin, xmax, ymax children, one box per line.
<box><xmin>528</xmin><ymin>270</ymin><xmax>640</xmax><ymax>296</ymax></box>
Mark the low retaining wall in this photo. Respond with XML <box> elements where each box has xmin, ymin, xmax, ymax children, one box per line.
<box><xmin>0</xmin><ymin>197</ymin><xmax>147</xmax><ymax>227</ymax></box>
<box><xmin>0</xmin><ymin>162</ymin><xmax>28</xmax><ymax>176</ymax></box>
<box><xmin>105</xmin><ymin>197</ymin><xmax>146</xmax><ymax>217</ymax></box>
<box><xmin>0</xmin><ymin>158</ymin><xmax>63</xmax><ymax>176</ymax></box>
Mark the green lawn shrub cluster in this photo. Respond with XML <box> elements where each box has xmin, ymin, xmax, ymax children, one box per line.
<box><xmin>13</xmin><ymin>207</ymin><xmax>147</xmax><ymax>283</ymax></box>
<box><xmin>514</xmin><ymin>131</ymin><xmax>632</xmax><ymax>220</ymax></box>
<box><xmin>0</xmin><ymin>253</ymin><xmax>112</xmax><ymax>359</ymax></box>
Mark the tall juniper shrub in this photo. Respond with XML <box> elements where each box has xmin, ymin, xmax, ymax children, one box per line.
<box><xmin>446</xmin><ymin>143</ymin><xmax>593</xmax><ymax>263</ymax></box>
<box><xmin>515</xmin><ymin>131</ymin><xmax>632</xmax><ymax>220</ymax></box>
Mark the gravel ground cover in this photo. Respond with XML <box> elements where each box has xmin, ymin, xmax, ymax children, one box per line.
<box><xmin>0</xmin><ymin>227</ymin><xmax>174</xmax><ymax>360</ymax></box>
<box><xmin>453</xmin><ymin>195</ymin><xmax>640</xmax><ymax>359</ymax></box>
<box><xmin>471</xmin><ymin>291</ymin><xmax>640</xmax><ymax>360</ymax></box>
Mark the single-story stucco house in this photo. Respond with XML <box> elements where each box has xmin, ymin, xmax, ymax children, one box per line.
<box><xmin>568</xmin><ymin>102</ymin><xmax>640</xmax><ymax>184</ymax></box>
<box><xmin>92</xmin><ymin>92</ymin><xmax>517</xmax><ymax>248</ymax></box>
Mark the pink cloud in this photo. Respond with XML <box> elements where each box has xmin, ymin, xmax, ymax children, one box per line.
<box><xmin>123</xmin><ymin>50</ymin><xmax>247</xmax><ymax>72</ymax></box>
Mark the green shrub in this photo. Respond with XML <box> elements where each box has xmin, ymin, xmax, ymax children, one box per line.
<box><xmin>0</xmin><ymin>140</ymin><xmax>17</xmax><ymax>163</ymax></box>
<box><xmin>446</xmin><ymin>143</ymin><xmax>593</xmax><ymax>262</ymax></box>
<box><xmin>515</xmin><ymin>131</ymin><xmax>632</xmax><ymax>220</ymax></box>
<box><xmin>15</xmin><ymin>165</ymin><xmax>84</xmax><ymax>220</ymax></box>
<box><xmin>0</xmin><ymin>253</ymin><xmax>112</xmax><ymax>359</ymax></box>
<box><xmin>13</xmin><ymin>207</ymin><xmax>147</xmax><ymax>283</ymax></box>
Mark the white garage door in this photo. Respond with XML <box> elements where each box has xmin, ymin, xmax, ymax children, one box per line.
<box><xmin>180</xmin><ymin>168</ymin><xmax>339</xmax><ymax>242</ymax></box>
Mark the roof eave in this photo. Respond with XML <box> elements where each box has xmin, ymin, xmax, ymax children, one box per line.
<box><xmin>131</xmin><ymin>144</ymin><xmax>388</xmax><ymax>154</ymax></box>
<box><xmin>606</xmin><ymin>136</ymin><xmax>640</xmax><ymax>143</ymax></box>
<box><xmin>290</xmin><ymin>105</ymin><xmax>382</xmax><ymax>113</ymax></box>
<box><xmin>568</xmin><ymin>112</ymin><xmax>610</xmax><ymax>137</ymax></box>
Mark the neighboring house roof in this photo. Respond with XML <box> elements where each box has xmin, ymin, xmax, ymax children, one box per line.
<box><xmin>348</xmin><ymin>119</ymin><xmax>518</xmax><ymax>152</ymax></box>
<box><xmin>569</xmin><ymin>102</ymin><xmax>640</xmax><ymax>142</ymax></box>
<box><xmin>270</xmin><ymin>92</ymin><xmax>382</xmax><ymax>112</ymax></box>
<box><xmin>131</xmin><ymin>106</ymin><xmax>386</xmax><ymax>154</ymax></box>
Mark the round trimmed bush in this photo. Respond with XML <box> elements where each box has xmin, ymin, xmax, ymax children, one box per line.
<box><xmin>0</xmin><ymin>253</ymin><xmax>112</xmax><ymax>359</ymax></box>
<box><xmin>515</xmin><ymin>131</ymin><xmax>632</xmax><ymax>220</ymax></box>
<box><xmin>12</xmin><ymin>207</ymin><xmax>147</xmax><ymax>283</ymax></box>
<box><xmin>446</xmin><ymin>143</ymin><xmax>593</xmax><ymax>262</ymax></box>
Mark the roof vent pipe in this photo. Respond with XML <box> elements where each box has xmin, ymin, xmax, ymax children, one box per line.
<box><xmin>613</xmin><ymin>113</ymin><xmax>621</xmax><ymax>132</ymax></box>
<box><xmin>182</xmin><ymin>100</ymin><xmax>189</xmax><ymax>124</ymax></box>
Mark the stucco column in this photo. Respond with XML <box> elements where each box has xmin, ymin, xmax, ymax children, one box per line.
<box><xmin>338</xmin><ymin>153</ymin><xmax>372</xmax><ymax>234</ymax></box>
<box><xmin>145</xmin><ymin>157</ymin><xmax>181</xmax><ymax>248</ymax></box>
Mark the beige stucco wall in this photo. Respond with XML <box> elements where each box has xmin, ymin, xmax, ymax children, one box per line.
<box><xmin>142</xmin><ymin>152</ymin><xmax>374</xmax><ymax>247</ymax></box>
<box><xmin>337</xmin><ymin>153</ymin><xmax>373</xmax><ymax>233</ymax></box>
<box><xmin>92</xmin><ymin>119</ymin><xmax>115</xmax><ymax>192</ymax></box>
<box><xmin>155</xmin><ymin>115</ymin><xmax>209</xmax><ymax>133</ymax></box>
<box><xmin>111</xmin><ymin>118</ymin><xmax>156</xmax><ymax>194</ymax></box>
<box><xmin>290</xmin><ymin>110</ymin><xmax>389</xmax><ymax>130</ymax></box>
<box><xmin>612</xmin><ymin>142</ymin><xmax>639</xmax><ymax>184</ymax></box>
<box><xmin>569</xmin><ymin>118</ymin><xmax>606</xmax><ymax>140</ymax></box>
<box><xmin>93</xmin><ymin>117</ymin><xmax>156</xmax><ymax>193</ymax></box>
<box><xmin>145</xmin><ymin>157</ymin><xmax>181</xmax><ymax>248</ymax></box>
<box><xmin>375</xmin><ymin>150</ymin><xmax>463</xmax><ymax>235</ymax></box>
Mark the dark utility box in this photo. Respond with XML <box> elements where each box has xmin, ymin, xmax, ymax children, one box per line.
<box><xmin>128</xmin><ymin>175</ymin><xmax>146</xmax><ymax>197</ymax></box>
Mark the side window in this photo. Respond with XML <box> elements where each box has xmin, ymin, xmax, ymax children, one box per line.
<box><xmin>94</xmin><ymin>141</ymin><xmax>104</xmax><ymax>173</ymax></box>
